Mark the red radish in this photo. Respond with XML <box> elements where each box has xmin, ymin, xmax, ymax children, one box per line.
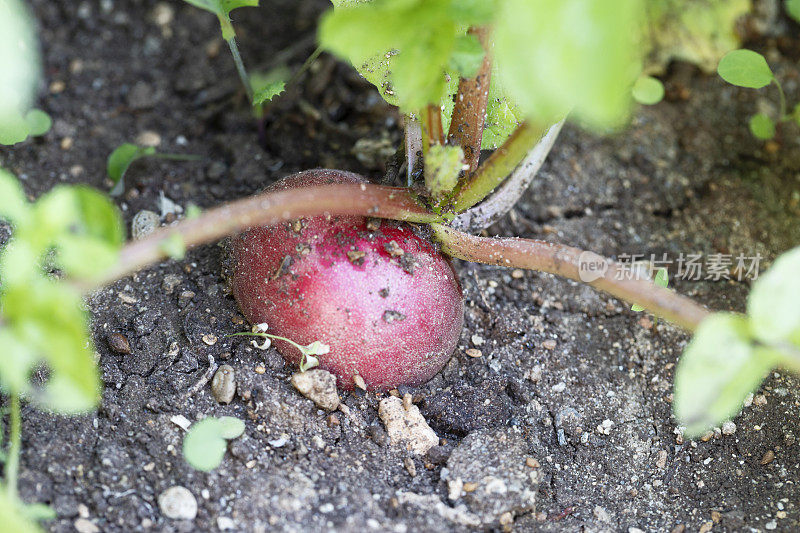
<box><xmin>230</xmin><ymin>169</ymin><xmax>464</xmax><ymax>390</ymax></box>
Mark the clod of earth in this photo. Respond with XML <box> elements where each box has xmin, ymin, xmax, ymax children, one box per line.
<box><xmin>231</xmin><ymin>169</ymin><xmax>464</xmax><ymax>390</ymax></box>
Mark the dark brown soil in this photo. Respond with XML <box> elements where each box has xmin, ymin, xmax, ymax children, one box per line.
<box><xmin>3</xmin><ymin>1</ymin><xmax>800</xmax><ymax>532</ymax></box>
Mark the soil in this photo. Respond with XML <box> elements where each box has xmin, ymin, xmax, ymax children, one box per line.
<box><xmin>2</xmin><ymin>1</ymin><xmax>800</xmax><ymax>532</ymax></box>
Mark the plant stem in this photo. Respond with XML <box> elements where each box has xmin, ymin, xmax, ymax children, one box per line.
<box><xmin>84</xmin><ymin>183</ymin><xmax>440</xmax><ymax>290</ymax></box>
<box><xmin>287</xmin><ymin>46</ymin><xmax>323</xmax><ymax>88</ymax></box>
<box><xmin>422</xmin><ymin>104</ymin><xmax>444</xmax><ymax>149</ymax></box>
<box><xmin>431</xmin><ymin>224</ymin><xmax>710</xmax><ymax>331</ymax></box>
<box><xmin>150</xmin><ymin>153</ymin><xmax>204</xmax><ymax>162</ymax></box>
<box><xmin>451</xmin><ymin>121</ymin><xmax>547</xmax><ymax>213</ymax></box>
<box><xmin>227</xmin><ymin>37</ymin><xmax>254</xmax><ymax>103</ymax></box>
<box><xmin>451</xmin><ymin>120</ymin><xmax>564</xmax><ymax>232</ymax></box>
<box><xmin>774</xmin><ymin>78</ymin><xmax>787</xmax><ymax>121</ymax></box>
<box><xmin>6</xmin><ymin>394</ymin><xmax>20</xmax><ymax>502</ymax></box>
<box><xmin>404</xmin><ymin>115</ymin><xmax>423</xmax><ymax>186</ymax></box>
<box><xmin>447</xmin><ymin>27</ymin><xmax>492</xmax><ymax>174</ymax></box>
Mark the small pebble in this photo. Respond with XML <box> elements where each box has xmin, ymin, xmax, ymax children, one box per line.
<box><xmin>761</xmin><ymin>450</ymin><xmax>775</xmax><ymax>465</ymax></box>
<box><xmin>217</xmin><ymin>517</ymin><xmax>236</xmax><ymax>531</ymax></box>
<box><xmin>471</xmin><ymin>334</ymin><xmax>484</xmax><ymax>346</ymax></box>
<box><xmin>404</xmin><ymin>457</ymin><xmax>417</xmax><ymax>477</ymax></box>
<box><xmin>462</xmin><ymin>481</ymin><xmax>478</xmax><ymax>492</ymax></box>
<box><xmin>136</xmin><ymin>130</ymin><xmax>161</xmax><ymax>147</ymax></box>
<box><xmin>158</xmin><ymin>486</ymin><xmax>197</xmax><ymax>520</ymax></box>
<box><xmin>511</xmin><ymin>269</ymin><xmax>524</xmax><ymax>279</ymax></box>
<box><xmin>291</xmin><ymin>369</ymin><xmax>340</xmax><ymax>411</ymax></box>
<box><xmin>754</xmin><ymin>394</ymin><xmax>767</xmax><ymax>406</ymax></box>
<box><xmin>255</xmin><ymin>365</ymin><xmax>266</xmax><ymax>374</ymax></box>
<box><xmin>74</xmin><ymin>518</ymin><xmax>100</xmax><ymax>533</ymax></box>
<box><xmin>721</xmin><ymin>421</ymin><xmax>736</xmax><ymax>436</ymax></box>
<box><xmin>353</xmin><ymin>374</ymin><xmax>367</xmax><ymax>391</ymax></box>
<box><xmin>656</xmin><ymin>450</ymin><xmax>668</xmax><ymax>469</ymax></box>
<box><xmin>542</xmin><ymin>339</ymin><xmax>557</xmax><ymax>350</ymax></box>
<box><xmin>131</xmin><ymin>210</ymin><xmax>160</xmax><ymax>240</ymax></box>
<box><xmin>211</xmin><ymin>365</ymin><xmax>236</xmax><ymax>404</ymax></box>
<box><xmin>108</xmin><ymin>332</ymin><xmax>131</xmax><ymax>354</ymax></box>
<box><xmin>60</xmin><ymin>137</ymin><xmax>73</xmax><ymax>150</ymax></box>
<box><xmin>765</xmin><ymin>520</ymin><xmax>777</xmax><ymax>530</ymax></box>
<box><xmin>698</xmin><ymin>522</ymin><xmax>713</xmax><ymax>533</ymax></box>
<box><xmin>526</xmin><ymin>457</ymin><xmax>540</xmax><ymax>468</ymax></box>
<box><xmin>201</xmin><ymin>333</ymin><xmax>218</xmax><ymax>346</ymax></box>
<box><xmin>465</xmin><ymin>348</ymin><xmax>482</xmax><ymax>358</ymax></box>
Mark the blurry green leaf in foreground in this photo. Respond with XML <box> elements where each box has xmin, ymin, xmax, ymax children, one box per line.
<box><xmin>748</xmin><ymin>246</ymin><xmax>800</xmax><ymax>348</ymax></box>
<box><xmin>631</xmin><ymin>76</ymin><xmax>665</xmax><ymax>105</ymax></box>
<box><xmin>786</xmin><ymin>0</ymin><xmax>800</xmax><ymax>23</ymax></box>
<box><xmin>0</xmin><ymin>492</ymin><xmax>43</xmax><ymax>533</ymax></box>
<box><xmin>717</xmin><ymin>49</ymin><xmax>774</xmax><ymax>89</ymax></box>
<box><xmin>25</xmin><ymin>109</ymin><xmax>52</xmax><ymax>136</ymax></box>
<box><xmin>320</xmin><ymin>0</ymin><xmax>493</xmax><ymax>111</ymax></box>
<box><xmin>674</xmin><ymin>313</ymin><xmax>778</xmax><ymax>437</ymax></box>
<box><xmin>643</xmin><ymin>0</ymin><xmax>748</xmax><ymax>74</ymax></box>
<box><xmin>0</xmin><ymin>0</ymin><xmax>39</xmax><ymax>127</ymax></box>
<box><xmin>183</xmin><ymin>416</ymin><xmax>246</xmax><ymax>471</ymax></box>
<box><xmin>748</xmin><ymin>113</ymin><xmax>775</xmax><ymax>140</ymax></box>
<box><xmin>493</xmin><ymin>0</ymin><xmax>643</xmax><ymax>130</ymax></box>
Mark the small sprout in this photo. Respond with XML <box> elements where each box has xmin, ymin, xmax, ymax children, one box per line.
<box><xmin>749</xmin><ymin>113</ymin><xmax>775</xmax><ymax>140</ymax></box>
<box><xmin>183</xmin><ymin>416</ymin><xmax>245</xmax><ymax>472</ymax></box>
<box><xmin>632</xmin><ymin>268</ymin><xmax>668</xmax><ymax>312</ymax></box>
<box><xmin>631</xmin><ymin>76</ymin><xmax>664</xmax><ymax>105</ymax></box>
<box><xmin>717</xmin><ymin>49</ymin><xmax>773</xmax><ymax>89</ymax></box>
<box><xmin>159</xmin><ymin>233</ymin><xmax>186</xmax><ymax>260</ymax></box>
<box><xmin>228</xmin><ymin>323</ymin><xmax>328</xmax><ymax>372</ymax></box>
<box><xmin>106</xmin><ymin>143</ymin><xmax>200</xmax><ymax>196</ymax></box>
<box><xmin>252</xmin><ymin>80</ymin><xmax>285</xmax><ymax>106</ymax></box>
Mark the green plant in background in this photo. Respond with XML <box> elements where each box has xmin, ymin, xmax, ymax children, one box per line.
<box><xmin>106</xmin><ymin>143</ymin><xmax>201</xmax><ymax>196</ymax></box>
<box><xmin>182</xmin><ymin>416</ymin><xmax>245</xmax><ymax>471</ymax></box>
<box><xmin>717</xmin><ymin>48</ymin><xmax>794</xmax><ymax>140</ymax></box>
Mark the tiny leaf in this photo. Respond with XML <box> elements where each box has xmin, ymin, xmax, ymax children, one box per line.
<box><xmin>632</xmin><ymin>267</ymin><xmax>668</xmax><ymax>312</ymax></box>
<box><xmin>717</xmin><ymin>49</ymin><xmax>773</xmax><ymax>89</ymax></box>
<box><xmin>107</xmin><ymin>143</ymin><xmax>156</xmax><ymax>187</ymax></box>
<box><xmin>183</xmin><ymin>416</ymin><xmax>245</xmax><ymax>472</ymax></box>
<box><xmin>748</xmin><ymin>113</ymin><xmax>775</xmax><ymax>140</ymax></box>
<box><xmin>253</xmin><ymin>81</ymin><xmax>285</xmax><ymax>106</ymax></box>
<box><xmin>674</xmin><ymin>313</ymin><xmax>778</xmax><ymax>436</ymax></box>
<box><xmin>631</xmin><ymin>75</ymin><xmax>665</xmax><ymax>105</ymax></box>
<box><xmin>0</xmin><ymin>168</ymin><xmax>30</xmax><ymax>224</ymax></box>
<box><xmin>24</xmin><ymin>109</ymin><xmax>51</xmax><ymax>137</ymax></box>
<box><xmin>748</xmin><ymin>246</ymin><xmax>800</xmax><ymax>347</ymax></box>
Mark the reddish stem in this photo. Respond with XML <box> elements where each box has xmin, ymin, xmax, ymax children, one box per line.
<box><xmin>432</xmin><ymin>224</ymin><xmax>710</xmax><ymax>332</ymax></box>
<box><xmin>88</xmin><ymin>182</ymin><xmax>438</xmax><ymax>289</ymax></box>
<box><xmin>447</xmin><ymin>27</ymin><xmax>492</xmax><ymax>173</ymax></box>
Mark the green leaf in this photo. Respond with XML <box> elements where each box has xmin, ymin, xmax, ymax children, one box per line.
<box><xmin>0</xmin><ymin>328</ymin><xmax>37</xmax><ymax>395</ymax></box>
<box><xmin>0</xmin><ymin>0</ymin><xmax>40</xmax><ymax>140</ymax></box>
<box><xmin>448</xmin><ymin>34</ymin><xmax>485</xmax><ymax>78</ymax></box>
<box><xmin>24</xmin><ymin>109</ymin><xmax>51</xmax><ymax>137</ymax></box>
<box><xmin>717</xmin><ymin>49</ymin><xmax>773</xmax><ymax>89</ymax></box>
<box><xmin>27</xmin><ymin>186</ymin><xmax>124</xmax><ymax>278</ymax></box>
<box><xmin>0</xmin><ymin>108</ymin><xmax>31</xmax><ymax>146</ymax></box>
<box><xmin>107</xmin><ymin>143</ymin><xmax>156</xmax><ymax>185</ymax></box>
<box><xmin>183</xmin><ymin>417</ymin><xmax>245</xmax><ymax>472</ymax></box>
<box><xmin>631</xmin><ymin>75</ymin><xmax>665</xmax><ymax>105</ymax></box>
<box><xmin>674</xmin><ymin>313</ymin><xmax>778</xmax><ymax>437</ymax></box>
<box><xmin>632</xmin><ymin>267</ymin><xmax>668</xmax><ymax>312</ymax></box>
<box><xmin>748</xmin><ymin>113</ymin><xmax>775</xmax><ymax>140</ymax></box>
<box><xmin>320</xmin><ymin>0</ymin><xmax>494</xmax><ymax>111</ymax></box>
<box><xmin>787</xmin><ymin>0</ymin><xmax>800</xmax><ymax>23</ymax></box>
<box><xmin>1</xmin><ymin>281</ymin><xmax>101</xmax><ymax>413</ymax></box>
<box><xmin>160</xmin><ymin>233</ymin><xmax>186</xmax><ymax>260</ymax></box>
<box><xmin>253</xmin><ymin>81</ymin><xmax>285</xmax><ymax>106</ymax></box>
<box><xmin>425</xmin><ymin>144</ymin><xmax>464</xmax><ymax>198</ymax></box>
<box><xmin>217</xmin><ymin>416</ymin><xmax>246</xmax><ymax>439</ymax></box>
<box><xmin>643</xmin><ymin>0</ymin><xmax>749</xmax><ymax>74</ymax></box>
<box><xmin>748</xmin><ymin>246</ymin><xmax>800</xmax><ymax>347</ymax></box>
<box><xmin>0</xmin><ymin>168</ymin><xmax>30</xmax><ymax>224</ymax></box>
<box><xmin>493</xmin><ymin>0</ymin><xmax>644</xmax><ymax>130</ymax></box>
<box><xmin>0</xmin><ymin>491</ymin><xmax>43</xmax><ymax>533</ymax></box>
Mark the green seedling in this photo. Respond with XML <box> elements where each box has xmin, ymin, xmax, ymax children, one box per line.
<box><xmin>182</xmin><ymin>416</ymin><xmax>245</xmax><ymax>472</ymax></box>
<box><xmin>229</xmin><ymin>323</ymin><xmax>330</xmax><ymax>372</ymax></box>
<box><xmin>631</xmin><ymin>75</ymin><xmax>665</xmax><ymax>106</ymax></box>
<box><xmin>106</xmin><ymin>143</ymin><xmax>201</xmax><ymax>196</ymax></box>
<box><xmin>717</xmin><ymin>48</ymin><xmax>793</xmax><ymax>141</ymax></box>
